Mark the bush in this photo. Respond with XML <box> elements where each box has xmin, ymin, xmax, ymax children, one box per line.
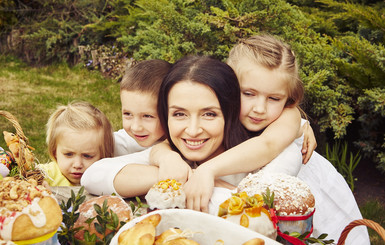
<box><xmin>1</xmin><ymin>0</ymin><xmax>384</xmax><ymax>173</ymax></box>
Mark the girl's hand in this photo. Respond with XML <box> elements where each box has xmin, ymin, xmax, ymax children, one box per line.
<box><xmin>301</xmin><ymin>122</ymin><xmax>317</xmax><ymax>164</ymax></box>
<box><xmin>150</xmin><ymin>140</ymin><xmax>192</xmax><ymax>183</ymax></box>
<box><xmin>183</xmin><ymin>166</ymin><xmax>215</xmax><ymax>213</ymax></box>
<box><xmin>158</xmin><ymin>154</ymin><xmax>192</xmax><ymax>184</ymax></box>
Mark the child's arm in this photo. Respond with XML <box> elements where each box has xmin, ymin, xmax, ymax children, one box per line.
<box><xmin>301</xmin><ymin>121</ymin><xmax>317</xmax><ymax>163</ymax></box>
<box><xmin>184</xmin><ymin>106</ymin><xmax>302</xmax><ymax>212</ymax></box>
<box><xmin>149</xmin><ymin>141</ymin><xmax>192</xmax><ymax>183</ymax></box>
<box><xmin>81</xmin><ymin>148</ymin><xmax>157</xmax><ymax>197</ymax></box>
<box><xmin>113</xmin><ymin>164</ymin><xmax>159</xmax><ymax>197</ymax></box>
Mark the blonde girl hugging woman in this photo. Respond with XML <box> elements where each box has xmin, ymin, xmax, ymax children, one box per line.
<box><xmin>38</xmin><ymin>101</ymin><xmax>114</xmax><ymax>186</ymax></box>
<box><xmin>152</xmin><ymin>35</ymin><xmax>311</xmax><ymax>208</ymax></box>
<box><xmin>152</xmin><ymin>34</ymin><xmax>369</xmax><ymax>244</ymax></box>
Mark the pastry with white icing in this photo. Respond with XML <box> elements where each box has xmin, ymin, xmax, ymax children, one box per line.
<box><xmin>0</xmin><ymin>177</ymin><xmax>62</xmax><ymax>242</ymax></box>
<box><xmin>145</xmin><ymin>179</ymin><xmax>186</xmax><ymax>210</ymax></box>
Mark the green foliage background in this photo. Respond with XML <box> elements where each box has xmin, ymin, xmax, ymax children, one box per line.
<box><xmin>0</xmin><ymin>0</ymin><xmax>384</xmax><ymax>173</ymax></box>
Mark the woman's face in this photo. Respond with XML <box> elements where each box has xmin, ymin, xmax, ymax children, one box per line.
<box><xmin>167</xmin><ymin>81</ymin><xmax>225</xmax><ymax>163</ymax></box>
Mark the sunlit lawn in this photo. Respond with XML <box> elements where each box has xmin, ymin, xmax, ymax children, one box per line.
<box><xmin>0</xmin><ymin>55</ymin><xmax>121</xmax><ymax>163</ymax></box>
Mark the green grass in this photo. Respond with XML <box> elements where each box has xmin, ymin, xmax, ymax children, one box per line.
<box><xmin>0</xmin><ymin>55</ymin><xmax>121</xmax><ymax>163</ymax></box>
<box><xmin>1</xmin><ymin>55</ymin><xmax>384</xmax><ymax>243</ymax></box>
<box><xmin>359</xmin><ymin>200</ymin><xmax>385</xmax><ymax>245</ymax></box>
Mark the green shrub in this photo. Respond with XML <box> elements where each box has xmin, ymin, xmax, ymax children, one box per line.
<box><xmin>1</xmin><ymin>0</ymin><xmax>384</xmax><ymax>173</ymax></box>
<box><xmin>324</xmin><ymin>141</ymin><xmax>361</xmax><ymax>191</ymax></box>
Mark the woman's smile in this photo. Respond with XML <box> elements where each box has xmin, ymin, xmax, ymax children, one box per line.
<box><xmin>183</xmin><ymin>139</ymin><xmax>208</xmax><ymax>149</ymax></box>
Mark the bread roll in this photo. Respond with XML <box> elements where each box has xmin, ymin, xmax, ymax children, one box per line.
<box><xmin>118</xmin><ymin>214</ymin><xmax>161</xmax><ymax>245</ymax></box>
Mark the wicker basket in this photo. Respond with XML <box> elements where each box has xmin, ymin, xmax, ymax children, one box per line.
<box><xmin>0</xmin><ymin>110</ymin><xmax>44</xmax><ymax>184</ymax></box>
<box><xmin>337</xmin><ymin>219</ymin><xmax>385</xmax><ymax>245</ymax></box>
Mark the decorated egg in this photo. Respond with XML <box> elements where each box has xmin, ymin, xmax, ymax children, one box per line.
<box><xmin>0</xmin><ymin>146</ymin><xmax>14</xmax><ymax>168</ymax></box>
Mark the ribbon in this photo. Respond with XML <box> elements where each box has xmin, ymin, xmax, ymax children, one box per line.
<box><xmin>277</xmin><ymin>209</ymin><xmax>316</xmax><ymax>221</ymax></box>
<box><xmin>13</xmin><ymin>231</ymin><xmax>56</xmax><ymax>245</ymax></box>
<box><xmin>275</xmin><ymin>209</ymin><xmax>315</xmax><ymax>245</ymax></box>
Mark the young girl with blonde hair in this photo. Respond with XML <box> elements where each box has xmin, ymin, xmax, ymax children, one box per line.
<box><xmin>152</xmin><ymin>34</ymin><xmax>369</xmax><ymax>244</ymax></box>
<box><xmin>39</xmin><ymin>101</ymin><xmax>114</xmax><ymax>186</ymax></box>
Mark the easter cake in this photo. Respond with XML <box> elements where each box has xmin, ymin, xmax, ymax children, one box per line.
<box><xmin>145</xmin><ymin>179</ymin><xmax>186</xmax><ymax>210</ymax></box>
<box><xmin>0</xmin><ymin>177</ymin><xmax>62</xmax><ymax>242</ymax></box>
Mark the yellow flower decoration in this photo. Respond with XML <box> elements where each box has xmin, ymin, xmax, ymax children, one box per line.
<box><xmin>228</xmin><ymin>196</ymin><xmax>245</xmax><ymax>215</ymax></box>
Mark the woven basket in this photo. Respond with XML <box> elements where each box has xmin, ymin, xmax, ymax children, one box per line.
<box><xmin>0</xmin><ymin>110</ymin><xmax>44</xmax><ymax>184</ymax></box>
<box><xmin>337</xmin><ymin>219</ymin><xmax>385</xmax><ymax>245</ymax></box>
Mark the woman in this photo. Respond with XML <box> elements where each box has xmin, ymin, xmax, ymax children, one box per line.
<box><xmin>81</xmin><ymin>55</ymin><xmax>250</xmax><ymax>197</ymax></box>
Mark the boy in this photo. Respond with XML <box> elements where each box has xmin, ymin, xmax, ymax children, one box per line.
<box><xmin>114</xmin><ymin>59</ymin><xmax>171</xmax><ymax>156</ymax></box>
<box><xmin>81</xmin><ymin>59</ymin><xmax>172</xmax><ymax>195</ymax></box>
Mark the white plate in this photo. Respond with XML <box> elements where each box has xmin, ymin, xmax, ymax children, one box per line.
<box><xmin>111</xmin><ymin>209</ymin><xmax>282</xmax><ymax>245</ymax></box>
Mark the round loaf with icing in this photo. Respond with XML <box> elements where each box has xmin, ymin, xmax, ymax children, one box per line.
<box><xmin>74</xmin><ymin>195</ymin><xmax>132</xmax><ymax>240</ymax></box>
<box><xmin>0</xmin><ymin>177</ymin><xmax>62</xmax><ymax>241</ymax></box>
<box><xmin>237</xmin><ymin>172</ymin><xmax>315</xmax><ymax>216</ymax></box>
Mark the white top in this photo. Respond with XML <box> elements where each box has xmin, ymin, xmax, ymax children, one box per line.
<box><xmin>81</xmin><ymin>148</ymin><xmax>152</xmax><ymax>196</ymax></box>
<box><xmin>113</xmin><ymin>129</ymin><xmax>148</xmax><ymax>157</ymax></box>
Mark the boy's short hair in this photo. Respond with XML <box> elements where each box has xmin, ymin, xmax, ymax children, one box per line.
<box><xmin>120</xmin><ymin>59</ymin><xmax>172</xmax><ymax>97</ymax></box>
<box><xmin>46</xmin><ymin>101</ymin><xmax>114</xmax><ymax>162</ymax></box>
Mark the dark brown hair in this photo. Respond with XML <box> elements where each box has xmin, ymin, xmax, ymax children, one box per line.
<box><xmin>158</xmin><ymin>55</ymin><xmax>248</xmax><ymax>153</ymax></box>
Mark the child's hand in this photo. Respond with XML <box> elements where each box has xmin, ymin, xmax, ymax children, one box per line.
<box><xmin>158</xmin><ymin>156</ymin><xmax>192</xmax><ymax>184</ymax></box>
<box><xmin>183</xmin><ymin>165</ymin><xmax>215</xmax><ymax>213</ymax></box>
<box><xmin>151</xmin><ymin>140</ymin><xmax>191</xmax><ymax>183</ymax></box>
<box><xmin>301</xmin><ymin>122</ymin><xmax>317</xmax><ymax>164</ymax></box>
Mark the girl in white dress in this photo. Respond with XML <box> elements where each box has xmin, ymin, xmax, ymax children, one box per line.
<box><xmin>225</xmin><ymin>34</ymin><xmax>370</xmax><ymax>244</ymax></box>
<box><xmin>153</xmin><ymin>34</ymin><xmax>369</xmax><ymax>244</ymax></box>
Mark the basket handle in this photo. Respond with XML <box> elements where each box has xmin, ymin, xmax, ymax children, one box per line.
<box><xmin>337</xmin><ymin>219</ymin><xmax>385</xmax><ymax>245</ymax></box>
<box><xmin>0</xmin><ymin>110</ymin><xmax>29</xmax><ymax>144</ymax></box>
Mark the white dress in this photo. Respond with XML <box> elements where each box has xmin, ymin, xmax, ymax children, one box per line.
<box><xmin>298</xmin><ymin>152</ymin><xmax>370</xmax><ymax>244</ymax></box>
<box><xmin>209</xmin><ymin>128</ymin><xmax>370</xmax><ymax>244</ymax></box>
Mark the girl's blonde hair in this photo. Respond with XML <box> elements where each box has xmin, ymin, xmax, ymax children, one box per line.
<box><xmin>46</xmin><ymin>101</ymin><xmax>114</xmax><ymax>162</ymax></box>
<box><xmin>227</xmin><ymin>34</ymin><xmax>304</xmax><ymax>108</ymax></box>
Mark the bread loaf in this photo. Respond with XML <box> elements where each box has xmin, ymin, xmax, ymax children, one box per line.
<box><xmin>0</xmin><ymin>177</ymin><xmax>62</xmax><ymax>241</ymax></box>
<box><xmin>73</xmin><ymin>195</ymin><xmax>132</xmax><ymax>240</ymax></box>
